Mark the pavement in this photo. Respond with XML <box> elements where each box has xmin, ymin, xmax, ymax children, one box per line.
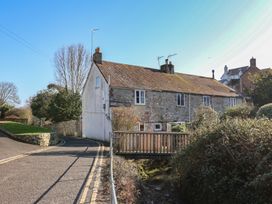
<box><xmin>0</xmin><ymin>132</ymin><xmax>106</xmax><ymax>204</ymax></box>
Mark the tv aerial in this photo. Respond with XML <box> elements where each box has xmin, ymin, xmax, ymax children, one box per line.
<box><xmin>167</xmin><ymin>53</ymin><xmax>178</xmax><ymax>60</ymax></box>
<box><xmin>157</xmin><ymin>56</ymin><xmax>164</xmax><ymax>67</ymax></box>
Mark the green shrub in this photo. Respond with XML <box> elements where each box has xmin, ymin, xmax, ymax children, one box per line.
<box><xmin>172</xmin><ymin>118</ymin><xmax>272</xmax><ymax>204</ymax></box>
<box><xmin>171</xmin><ymin>123</ymin><xmax>187</xmax><ymax>133</ymax></box>
<box><xmin>256</xmin><ymin>103</ymin><xmax>272</xmax><ymax>119</ymax></box>
<box><xmin>221</xmin><ymin>104</ymin><xmax>255</xmax><ymax>119</ymax></box>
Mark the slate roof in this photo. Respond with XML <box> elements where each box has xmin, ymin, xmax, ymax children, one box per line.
<box><xmin>227</xmin><ymin>66</ymin><xmax>249</xmax><ymax>75</ymax></box>
<box><xmin>97</xmin><ymin>61</ymin><xmax>239</xmax><ymax>97</ymax></box>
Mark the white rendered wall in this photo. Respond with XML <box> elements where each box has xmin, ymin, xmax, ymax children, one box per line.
<box><xmin>82</xmin><ymin>63</ymin><xmax>111</xmax><ymax>142</ymax></box>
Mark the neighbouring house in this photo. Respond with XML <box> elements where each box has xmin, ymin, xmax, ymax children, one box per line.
<box><xmin>82</xmin><ymin>48</ymin><xmax>242</xmax><ymax>141</ymax></box>
<box><xmin>220</xmin><ymin>57</ymin><xmax>271</xmax><ymax>96</ymax></box>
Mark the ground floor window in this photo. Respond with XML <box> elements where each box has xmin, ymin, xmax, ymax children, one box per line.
<box><xmin>154</xmin><ymin>123</ymin><xmax>162</xmax><ymax>131</ymax></box>
<box><xmin>139</xmin><ymin>123</ymin><xmax>145</xmax><ymax>131</ymax></box>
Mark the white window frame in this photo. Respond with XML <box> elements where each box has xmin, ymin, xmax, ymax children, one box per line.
<box><xmin>154</xmin><ymin>123</ymin><xmax>162</xmax><ymax>131</ymax></box>
<box><xmin>229</xmin><ymin>97</ymin><xmax>237</xmax><ymax>107</ymax></box>
<box><xmin>176</xmin><ymin>93</ymin><xmax>185</xmax><ymax>106</ymax></box>
<box><xmin>135</xmin><ymin>90</ymin><xmax>145</xmax><ymax>105</ymax></box>
<box><xmin>95</xmin><ymin>76</ymin><xmax>101</xmax><ymax>88</ymax></box>
<box><xmin>138</xmin><ymin>123</ymin><xmax>145</xmax><ymax>132</ymax></box>
<box><xmin>203</xmin><ymin>96</ymin><xmax>211</xmax><ymax>106</ymax></box>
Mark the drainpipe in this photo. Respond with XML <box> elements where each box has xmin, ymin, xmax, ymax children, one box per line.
<box><xmin>188</xmin><ymin>94</ymin><xmax>191</xmax><ymax>122</ymax></box>
<box><xmin>108</xmin><ymin>75</ymin><xmax>112</xmax><ymax>142</ymax></box>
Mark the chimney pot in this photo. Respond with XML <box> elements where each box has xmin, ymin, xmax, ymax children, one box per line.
<box><xmin>212</xmin><ymin>69</ymin><xmax>215</xmax><ymax>79</ymax></box>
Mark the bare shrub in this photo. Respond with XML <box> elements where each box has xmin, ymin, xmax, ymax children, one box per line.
<box><xmin>190</xmin><ymin>106</ymin><xmax>219</xmax><ymax>134</ymax></box>
<box><xmin>112</xmin><ymin>107</ymin><xmax>139</xmax><ymax>131</ymax></box>
<box><xmin>6</xmin><ymin>106</ymin><xmax>33</xmax><ymax>124</ymax></box>
<box><xmin>113</xmin><ymin>156</ymin><xmax>140</xmax><ymax>203</ymax></box>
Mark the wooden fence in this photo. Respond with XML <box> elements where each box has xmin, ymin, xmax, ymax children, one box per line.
<box><xmin>113</xmin><ymin>131</ymin><xmax>190</xmax><ymax>155</ymax></box>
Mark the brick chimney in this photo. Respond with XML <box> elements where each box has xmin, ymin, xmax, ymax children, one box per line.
<box><xmin>93</xmin><ymin>47</ymin><xmax>102</xmax><ymax>64</ymax></box>
<box><xmin>250</xmin><ymin>57</ymin><xmax>256</xmax><ymax>68</ymax></box>
<box><xmin>224</xmin><ymin>65</ymin><xmax>228</xmax><ymax>73</ymax></box>
<box><xmin>160</xmin><ymin>59</ymin><xmax>174</xmax><ymax>74</ymax></box>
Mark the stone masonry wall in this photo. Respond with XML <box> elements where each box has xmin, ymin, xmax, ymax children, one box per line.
<box><xmin>0</xmin><ymin>128</ymin><xmax>59</xmax><ymax>147</ymax></box>
<box><xmin>110</xmin><ymin>88</ymin><xmax>242</xmax><ymax>131</ymax></box>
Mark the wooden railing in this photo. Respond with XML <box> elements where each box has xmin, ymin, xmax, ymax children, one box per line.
<box><xmin>113</xmin><ymin>131</ymin><xmax>190</xmax><ymax>155</ymax></box>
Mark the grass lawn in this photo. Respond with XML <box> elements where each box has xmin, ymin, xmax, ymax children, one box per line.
<box><xmin>0</xmin><ymin>121</ymin><xmax>51</xmax><ymax>135</ymax></box>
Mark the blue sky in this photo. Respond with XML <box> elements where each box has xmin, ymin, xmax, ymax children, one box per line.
<box><xmin>1</xmin><ymin>0</ymin><xmax>272</xmax><ymax>105</ymax></box>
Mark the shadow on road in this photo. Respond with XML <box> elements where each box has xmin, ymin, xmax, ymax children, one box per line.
<box><xmin>31</xmin><ymin>150</ymin><xmax>98</xmax><ymax>158</ymax></box>
<box><xmin>33</xmin><ymin>145</ymin><xmax>96</xmax><ymax>204</ymax></box>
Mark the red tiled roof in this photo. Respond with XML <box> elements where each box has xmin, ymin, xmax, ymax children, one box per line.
<box><xmin>97</xmin><ymin>61</ymin><xmax>239</xmax><ymax>97</ymax></box>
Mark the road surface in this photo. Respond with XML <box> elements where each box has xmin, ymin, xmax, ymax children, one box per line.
<box><xmin>0</xmin><ymin>132</ymin><xmax>103</xmax><ymax>204</ymax></box>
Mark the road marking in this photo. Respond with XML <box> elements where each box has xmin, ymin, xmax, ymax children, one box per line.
<box><xmin>79</xmin><ymin>144</ymin><xmax>101</xmax><ymax>204</ymax></box>
<box><xmin>90</xmin><ymin>145</ymin><xmax>104</xmax><ymax>203</ymax></box>
<box><xmin>0</xmin><ymin>140</ymin><xmax>65</xmax><ymax>165</ymax></box>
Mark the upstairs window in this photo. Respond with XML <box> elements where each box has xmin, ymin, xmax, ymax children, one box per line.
<box><xmin>203</xmin><ymin>96</ymin><xmax>211</xmax><ymax>106</ymax></box>
<box><xmin>95</xmin><ymin>76</ymin><xmax>101</xmax><ymax>88</ymax></box>
<box><xmin>229</xmin><ymin>98</ymin><xmax>237</xmax><ymax>107</ymax></box>
<box><xmin>177</xmin><ymin>93</ymin><xmax>185</xmax><ymax>106</ymax></box>
<box><xmin>135</xmin><ymin>90</ymin><xmax>145</xmax><ymax>105</ymax></box>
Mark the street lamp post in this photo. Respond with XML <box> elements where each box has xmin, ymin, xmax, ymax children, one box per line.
<box><xmin>91</xmin><ymin>28</ymin><xmax>99</xmax><ymax>61</ymax></box>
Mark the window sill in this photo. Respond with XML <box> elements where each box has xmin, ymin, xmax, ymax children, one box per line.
<box><xmin>135</xmin><ymin>103</ymin><xmax>145</xmax><ymax>106</ymax></box>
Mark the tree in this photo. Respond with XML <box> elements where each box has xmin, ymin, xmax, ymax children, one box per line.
<box><xmin>54</xmin><ymin>44</ymin><xmax>91</xmax><ymax>94</ymax></box>
<box><xmin>0</xmin><ymin>82</ymin><xmax>20</xmax><ymax>106</ymax></box>
<box><xmin>30</xmin><ymin>90</ymin><xmax>55</xmax><ymax>120</ymax></box>
<box><xmin>250</xmin><ymin>70</ymin><xmax>272</xmax><ymax>107</ymax></box>
<box><xmin>49</xmin><ymin>90</ymin><xmax>81</xmax><ymax>122</ymax></box>
<box><xmin>0</xmin><ymin>104</ymin><xmax>13</xmax><ymax>119</ymax></box>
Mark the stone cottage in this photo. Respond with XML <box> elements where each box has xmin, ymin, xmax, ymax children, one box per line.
<box><xmin>82</xmin><ymin>48</ymin><xmax>242</xmax><ymax>141</ymax></box>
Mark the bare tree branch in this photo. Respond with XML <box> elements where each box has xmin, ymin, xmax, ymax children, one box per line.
<box><xmin>54</xmin><ymin>44</ymin><xmax>90</xmax><ymax>93</ymax></box>
<box><xmin>0</xmin><ymin>82</ymin><xmax>20</xmax><ymax>106</ymax></box>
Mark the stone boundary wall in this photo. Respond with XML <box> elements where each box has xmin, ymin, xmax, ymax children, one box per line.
<box><xmin>0</xmin><ymin>128</ymin><xmax>59</xmax><ymax>147</ymax></box>
<box><xmin>53</xmin><ymin>120</ymin><xmax>82</xmax><ymax>137</ymax></box>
